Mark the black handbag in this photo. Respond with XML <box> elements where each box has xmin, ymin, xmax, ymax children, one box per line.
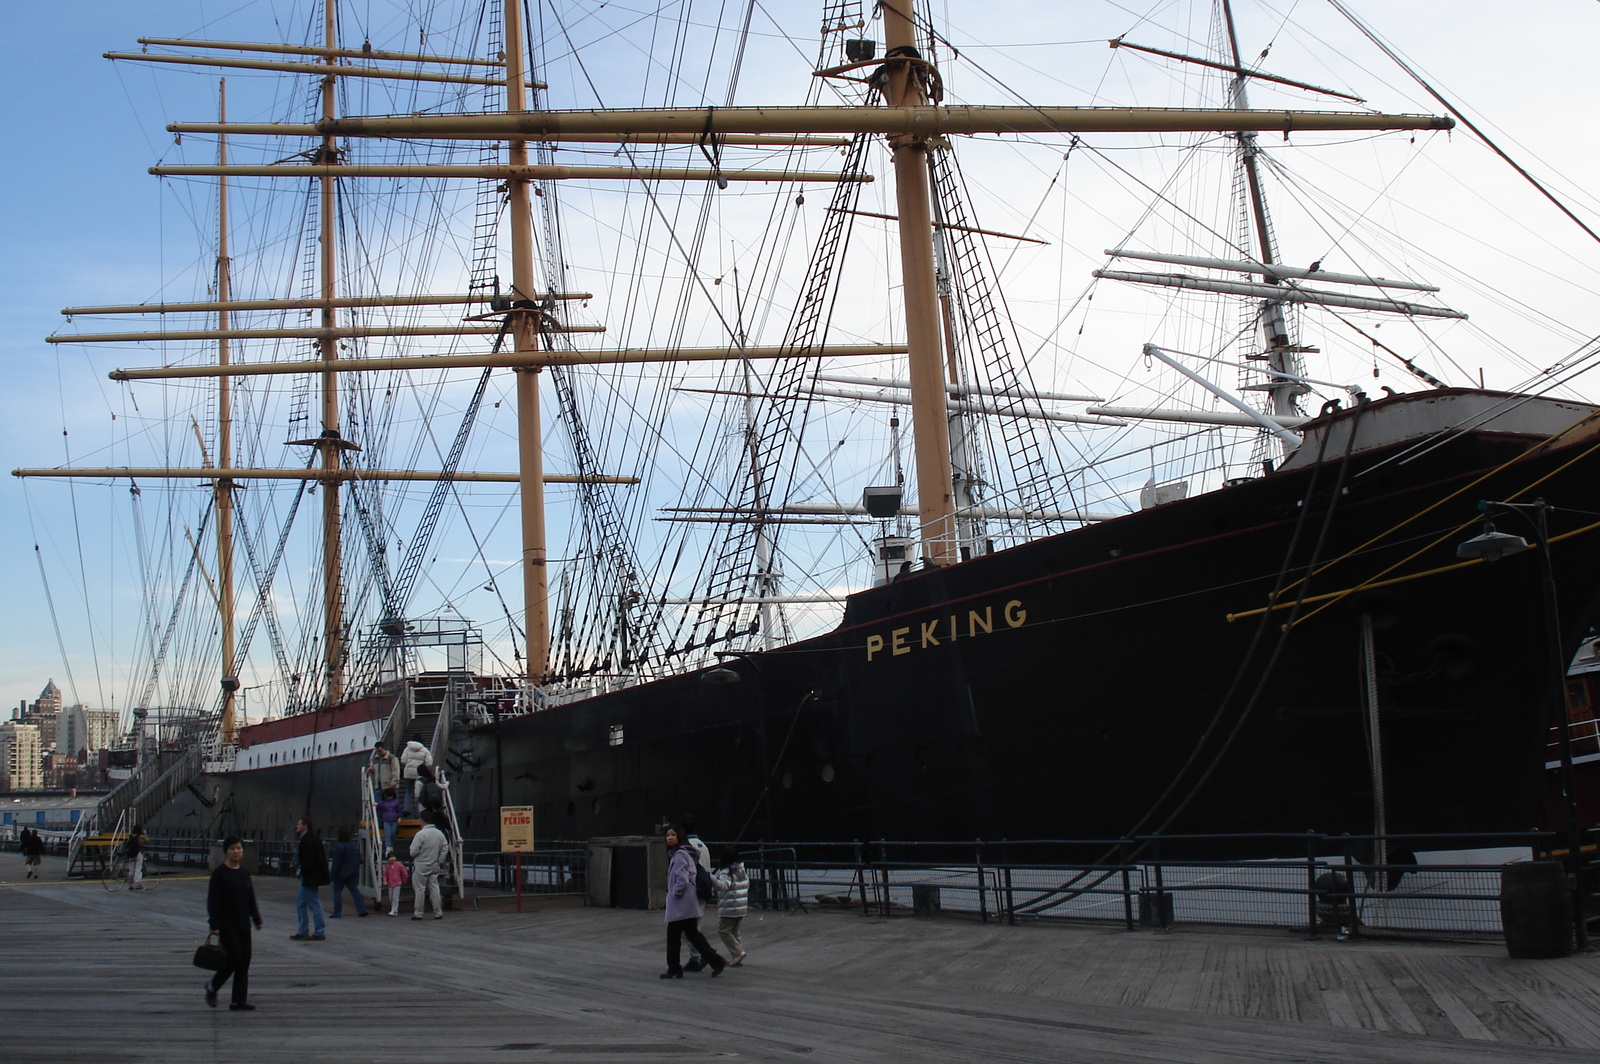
<box><xmin>192</xmin><ymin>933</ymin><xmax>227</xmax><ymax>971</ymax></box>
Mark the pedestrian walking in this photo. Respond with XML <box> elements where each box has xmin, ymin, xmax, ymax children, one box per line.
<box><xmin>291</xmin><ymin>817</ymin><xmax>329</xmax><ymax>940</ymax></box>
<box><xmin>713</xmin><ymin>847</ymin><xmax>749</xmax><ymax>966</ymax></box>
<box><xmin>328</xmin><ymin>826</ymin><xmax>368</xmax><ymax>918</ymax></box>
<box><xmin>126</xmin><ymin>823</ymin><xmax>149</xmax><ymax>889</ymax></box>
<box><xmin>382</xmin><ymin>850</ymin><xmax>408</xmax><ymax>916</ymax></box>
<box><xmin>682</xmin><ymin>817</ymin><xmax>712</xmax><ymax>972</ymax></box>
<box><xmin>660</xmin><ymin>824</ymin><xmax>726</xmax><ymax>979</ymax></box>
<box><xmin>409</xmin><ymin>810</ymin><xmax>448</xmax><ymax>920</ymax></box>
<box><xmin>204</xmin><ymin>835</ymin><xmax>262</xmax><ymax>1011</ymax></box>
<box><xmin>21</xmin><ymin>828</ymin><xmax>44</xmax><ymax>879</ymax></box>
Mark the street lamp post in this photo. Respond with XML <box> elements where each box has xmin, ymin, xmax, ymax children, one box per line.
<box><xmin>1458</xmin><ymin>498</ymin><xmax>1588</xmax><ymax>950</ymax></box>
<box><xmin>703</xmin><ymin>655</ymin><xmax>777</xmax><ymax>844</ymax></box>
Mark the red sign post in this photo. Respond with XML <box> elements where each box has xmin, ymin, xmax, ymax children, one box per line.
<box><xmin>499</xmin><ymin>806</ymin><xmax>534</xmax><ymax>912</ymax></box>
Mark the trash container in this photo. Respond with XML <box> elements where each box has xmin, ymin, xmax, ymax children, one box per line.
<box><xmin>586</xmin><ymin>836</ymin><xmax>666</xmax><ymax>910</ymax></box>
<box><xmin>1499</xmin><ymin>860</ymin><xmax>1572</xmax><ymax>959</ymax></box>
<box><xmin>1138</xmin><ymin>889</ymin><xmax>1174</xmax><ymax>928</ymax></box>
<box><xmin>911</xmin><ymin>884</ymin><xmax>941</xmax><ymax>918</ymax></box>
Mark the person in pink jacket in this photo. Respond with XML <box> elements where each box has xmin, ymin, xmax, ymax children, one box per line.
<box><xmin>381</xmin><ymin>850</ymin><xmax>408</xmax><ymax>916</ymax></box>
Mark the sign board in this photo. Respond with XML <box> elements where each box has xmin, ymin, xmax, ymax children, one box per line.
<box><xmin>499</xmin><ymin>806</ymin><xmax>534</xmax><ymax>852</ymax></box>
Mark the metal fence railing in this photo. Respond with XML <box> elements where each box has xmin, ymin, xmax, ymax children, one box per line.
<box><xmin>724</xmin><ymin>829</ymin><xmax>1599</xmax><ymax>942</ymax></box>
<box><xmin>16</xmin><ymin>827</ymin><xmax>1594</xmax><ymax>942</ymax></box>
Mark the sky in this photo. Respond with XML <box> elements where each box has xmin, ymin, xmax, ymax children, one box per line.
<box><xmin>5</xmin><ymin>0</ymin><xmax>1600</xmax><ymax>727</ymax></box>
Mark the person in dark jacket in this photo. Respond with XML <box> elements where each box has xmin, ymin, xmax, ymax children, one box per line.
<box><xmin>21</xmin><ymin>828</ymin><xmax>45</xmax><ymax>879</ymax></box>
<box><xmin>414</xmin><ymin>764</ymin><xmax>454</xmax><ymax>836</ymax></box>
<box><xmin>291</xmin><ymin>817</ymin><xmax>329</xmax><ymax>940</ymax></box>
<box><xmin>205</xmin><ymin>835</ymin><xmax>262</xmax><ymax>1010</ymax></box>
<box><xmin>328</xmin><ymin>826</ymin><xmax>367</xmax><ymax>918</ymax></box>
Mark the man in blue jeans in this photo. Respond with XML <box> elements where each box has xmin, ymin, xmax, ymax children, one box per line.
<box><xmin>291</xmin><ymin>817</ymin><xmax>330</xmax><ymax>941</ymax></box>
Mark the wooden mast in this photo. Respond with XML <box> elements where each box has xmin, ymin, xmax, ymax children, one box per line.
<box><xmin>881</xmin><ymin>0</ymin><xmax>956</xmax><ymax>566</ymax></box>
<box><xmin>316</xmin><ymin>2</ymin><xmax>347</xmax><ymax>707</ymax></box>
<box><xmin>504</xmin><ymin>0</ymin><xmax>551</xmax><ymax>684</ymax></box>
<box><xmin>1220</xmin><ymin>0</ymin><xmax>1304</xmax><ymax>449</ymax></box>
<box><xmin>216</xmin><ymin>80</ymin><xmax>238</xmax><ymax>745</ymax></box>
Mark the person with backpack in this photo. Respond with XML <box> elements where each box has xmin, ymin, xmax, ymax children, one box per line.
<box><xmin>682</xmin><ymin>818</ymin><xmax>713</xmax><ymax>972</ymax></box>
<box><xmin>659</xmin><ymin>823</ymin><xmax>725</xmax><ymax>979</ymax></box>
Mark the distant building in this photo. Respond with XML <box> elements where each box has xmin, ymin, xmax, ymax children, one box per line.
<box><xmin>43</xmin><ymin>752</ymin><xmax>82</xmax><ymax>790</ymax></box>
<box><xmin>0</xmin><ymin>722</ymin><xmax>43</xmax><ymax>791</ymax></box>
<box><xmin>34</xmin><ymin>679</ymin><xmax>62</xmax><ymax>716</ymax></box>
<box><xmin>57</xmin><ymin>705</ymin><xmax>120</xmax><ymax>759</ymax></box>
<box><xmin>13</xmin><ymin>679</ymin><xmax>64</xmax><ymax>752</ymax></box>
<box><xmin>0</xmin><ymin>793</ymin><xmax>98</xmax><ymax>842</ymax></box>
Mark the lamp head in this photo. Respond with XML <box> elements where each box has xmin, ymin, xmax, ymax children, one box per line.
<box><xmin>1456</xmin><ymin>520</ymin><xmax>1531</xmax><ymax>562</ymax></box>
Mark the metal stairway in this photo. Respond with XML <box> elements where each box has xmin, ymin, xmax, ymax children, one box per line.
<box><xmin>67</xmin><ymin>745</ymin><xmax>203</xmax><ymax>877</ymax></box>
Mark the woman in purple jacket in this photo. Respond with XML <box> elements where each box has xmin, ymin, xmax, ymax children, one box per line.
<box><xmin>660</xmin><ymin>824</ymin><xmax>726</xmax><ymax>979</ymax></box>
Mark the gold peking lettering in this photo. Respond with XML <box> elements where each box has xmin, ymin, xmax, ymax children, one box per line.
<box><xmin>863</xmin><ymin>598</ymin><xmax>1028</xmax><ymax>662</ymax></box>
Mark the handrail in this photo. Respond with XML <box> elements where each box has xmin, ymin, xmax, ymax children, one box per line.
<box><xmin>436</xmin><ymin>764</ymin><xmax>466</xmax><ymax>904</ymax></box>
<box><xmin>358</xmin><ymin>766</ymin><xmax>384</xmax><ymax>896</ymax></box>
<box><xmin>428</xmin><ymin>680</ymin><xmax>466</xmax><ymax>904</ymax></box>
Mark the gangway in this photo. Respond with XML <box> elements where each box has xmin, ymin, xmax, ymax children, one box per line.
<box><xmin>358</xmin><ymin>766</ymin><xmax>385</xmax><ymax>901</ymax></box>
<box><xmin>358</xmin><ymin>762</ymin><xmax>467</xmax><ymax>908</ymax></box>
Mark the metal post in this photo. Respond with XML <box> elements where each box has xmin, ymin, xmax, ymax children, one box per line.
<box><xmin>1530</xmin><ymin>501</ymin><xmax>1588</xmax><ymax>950</ymax></box>
<box><xmin>1120</xmin><ymin>839</ymin><xmax>1135</xmax><ymax>931</ymax></box>
<box><xmin>1306</xmin><ymin>830</ymin><xmax>1320</xmax><ymax>939</ymax></box>
<box><xmin>976</xmin><ymin>839</ymin><xmax>988</xmax><ymax>925</ymax></box>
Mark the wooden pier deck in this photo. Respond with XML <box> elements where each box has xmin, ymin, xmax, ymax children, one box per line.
<box><xmin>3</xmin><ymin>850</ymin><xmax>1598</xmax><ymax>1063</ymax></box>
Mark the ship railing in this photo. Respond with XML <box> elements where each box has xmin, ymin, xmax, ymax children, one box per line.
<box><xmin>727</xmin><ymin>831</ymin><xmax>1571</xmax><ymax>941</ymax></box>
<box><xmin>451</xmin><ymin>839</ymin><xmax>588</xmax><ymax>900</ymax></box>
<box><xmin>429</xmin><ymin>764</ymin><xmax>466</xmax><ymax>906</ymax></box>
<box><xmin>201</xmin><ymin>741</ymin><xmax>237</xmax><ymax>774</ymax></box>
<box><xmin>1548</xmin><ymin>712</ymin><xmax>1600</xmax><ymax>762</ymax></box>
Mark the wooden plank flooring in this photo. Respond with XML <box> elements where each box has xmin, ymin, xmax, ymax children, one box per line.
<box><xmin>2</xmin><ymin>850</ymin><xmax>1598</xmax><ymax>1063</ymax></box>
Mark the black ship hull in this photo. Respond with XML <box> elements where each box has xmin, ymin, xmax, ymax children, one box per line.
<box><xmin>184</xmin><ymin>390</ymin><xmax>1600</xmax><ymax>855</ymax></box>
<box><xmin>445</xmin><ymin>390</ymin><xmax>1600</xmax><ymax>849</ymax></box>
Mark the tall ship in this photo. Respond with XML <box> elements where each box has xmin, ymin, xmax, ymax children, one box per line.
<box><xmin>19</xmin><ymin>0</ymin><xmax>1600</xmax><ymax>853</ymax></box>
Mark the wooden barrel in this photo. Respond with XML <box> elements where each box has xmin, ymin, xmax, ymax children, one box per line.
<box><xmin>1499</xmin><ymin>860</ymin><xmax>1573</xmax><ymax>959</ymax></box>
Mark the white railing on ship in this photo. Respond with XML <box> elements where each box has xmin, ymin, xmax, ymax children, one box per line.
<box><xmin>429</xmin><ymin>685</ymin><xmax>467</xmax><ymax>904</ymax></box>
<box><xmin>358</xmin><ymin>766</ymin><xmax>384</xmax><ymax>898</ymax></box>
<box><xmin>1549</xmin><ymin>715</ymin><xmax>1600</xmax><ymax>764</ymax></box>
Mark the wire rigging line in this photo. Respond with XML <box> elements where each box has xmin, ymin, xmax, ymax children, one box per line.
<box><xmin>1328</xmin><ymin>0</ymin><xmax>1600</xmax><ymax>248</ymax></box>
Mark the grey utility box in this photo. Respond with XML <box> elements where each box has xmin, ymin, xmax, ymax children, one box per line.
<box><xmin>587</xmin><ymin>835</ymin><xmax>667</xmax><ymax>910</ymax></box>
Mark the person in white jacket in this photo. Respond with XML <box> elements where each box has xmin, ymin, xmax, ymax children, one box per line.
<box><xmin>399</xmin><ymin>740</ymin><xmax>433</xmax><ymax>814</ymax></box>
<box><xmin>409</xmin><ymin>810</ymin><xmax>449</xmax><ymax>920</ymax></box>
<box><xmin>712</xmin><ymin>848</ymin><xmax>750</xmax><ymax>966</ymax></box>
